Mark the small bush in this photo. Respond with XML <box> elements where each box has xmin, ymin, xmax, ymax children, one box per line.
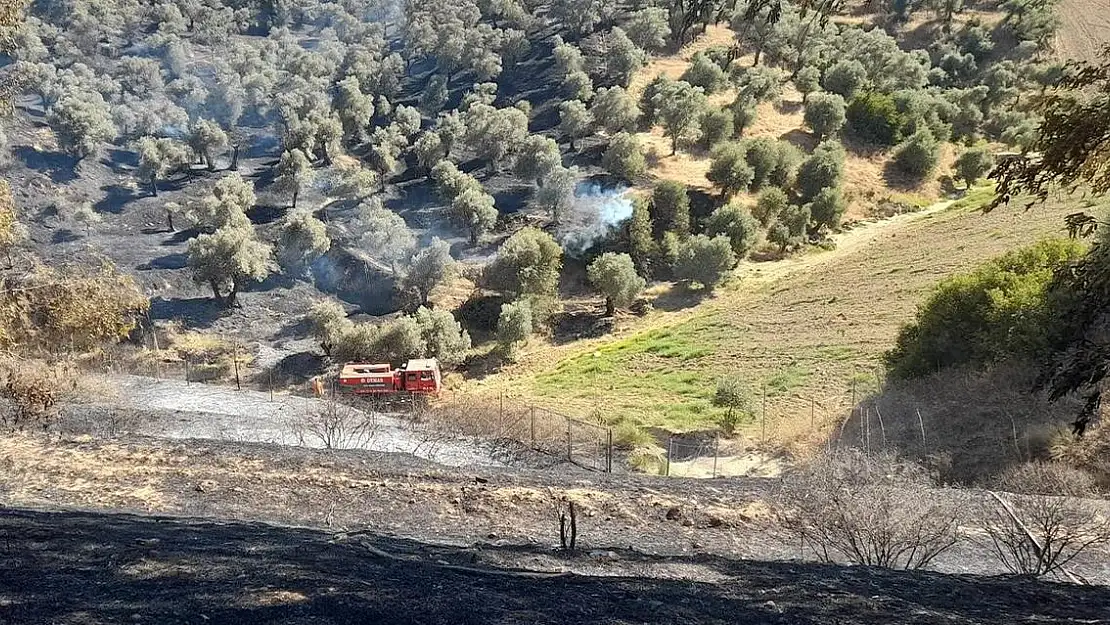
<box><xmin>673</xmin><ymin>235</ymin><xmax>737</xmax><ymax>290</ymax></box>
<box><xmin>995</xmin><ymin>461</ymin><xmax>1099</xmax><ymax>497</ymax></box>
<box><xmin>955</xmin><ymin>145</ymin><xmax>995</xmax><ymax>187</ymax></box>
<box><xmin>752</xmin><ymin>187</ymin><xmax>789</xmax><ymax>227</ymax></box>
<box><xmin>847</xmin><ymin>92</ymin><xmax>907</xmax><ymax>146</ymax></box>
<box><xmin>713</xmin><ymin>376</ymin><xmax>754</xmax><ymax>435</ymax></box>
<box><xmin>699</xmin><ymin>107</ymin><xmax>735</xmax><ymax>149</ymax></box>
<box><xmin>893</xmin><ymin>129</ymin><xmax>940</xmax><ymax>179</ymax></box>
<box><xmin>776</xmin><ymin>450</ymin><xmax>961</xmax><ymax>570</ymax></box>
<box><xmin>681</xmin><ymin>52</ymin><xmax>727</xmax><ymax>94</ymax></box>
<box><xmin>602</xmin><ymin>132</ymin><xmax>647</xmax><ymax>180</ymax></box>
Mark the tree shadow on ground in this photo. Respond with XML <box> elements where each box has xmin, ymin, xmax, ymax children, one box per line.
<box><xmin>14</xmin><ymin>146</ymin><xmax>80</xmax><ymax>183</ymax></box>
<box><xmin>50</xmin><ymin>228</ymin><xmax>82</xmax><ymax>244</ymax></box>
<box><xmin>1</xmin><ymin>507</ymin><xmax>1108</xmax><ymax>625</ymax></box>
<box><xmin>652</xmin><ymin>284</ymin><xmax>710</xmax><ymax>312</ymax></box>
<box><xmin>163</xmin><ymin>227</ymin><xmax>202</xmax><ymax>245</ymax></box>
<box><xmin>93</xmin><ymin>184</ymin><xmax>139</xmax><ymax>215</ymax></box>
<box><xmin>881</xmin><ymin>159</ymin><xmax>933</xmax><ymax>193</ymax></box>
<box><xmin>138</xmin><ymin>252</ymin><xmax>188</xmax><ymax>271</ymax></box>
<box><xmin>149</xmin><ymin>296</ymin><xmax>228</xmax><ymax>328</ymax></box>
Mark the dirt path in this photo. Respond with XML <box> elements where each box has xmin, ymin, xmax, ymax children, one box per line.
<box><xmin>112</xmin><ymin>375</ymin><xmax>504</xmax><ymax>467</ymax></box>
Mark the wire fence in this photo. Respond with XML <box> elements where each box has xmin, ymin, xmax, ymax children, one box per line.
<box><xmin>85</xmin><ymin>345</ymin><xmax>897</xmax><ymax>477</ymax></box>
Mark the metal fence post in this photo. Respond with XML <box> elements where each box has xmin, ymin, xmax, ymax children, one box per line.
<box><xmin>712</xmin><ymin>432</ymin><xmax>719</xmax><ymax>478</ymax></box>
<box><xmin>530</xmin><ymin>406</ymin><xmax>536</xmax><ymax>449</ymax></box>
<box><xmin>566</xmin><ymin>417</ymin><xmax>572</xmax><ymax>461</ymax></box>
<box><xmin>665</xmin><ymin>436</ymin><xmax>672</xmax><ymax>476</ymax></box>
<box><xmin>184</xmin><ymin>358</ymin><xmax>190</xmax><ymax>385</ymax></box>
<box><xmin>606</xmin><ymin>428</ymin><xmax>613</xmax><ymax>473</ymax></box>
<box><xmin>761</xmin><ymin>383</ymin><xmax>767</xmax><ymax>443</ymax></box>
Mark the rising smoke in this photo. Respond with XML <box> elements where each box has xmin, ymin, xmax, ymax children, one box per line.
<box><xmin>558</xmin><ymin>181</ymin><xmax>634</xmax><ymax>255</ymax></box>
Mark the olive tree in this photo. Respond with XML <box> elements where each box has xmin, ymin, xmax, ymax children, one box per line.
<box><xmin>602</xmin><ymin>132</ymin><xmax>646</xmax><ymax>181</ymax></box>
<box><xmin>955</xmin><ymin>145</ymin><xmax>994</xmax><ymax>187</ymax></box>
<box><xmin>651</xmin><ymin>181</ymin><xmax>691</xmax><ymax>238</ymax></box>
<box><xmin>515</xmin><ymin>134</ymin><xmax>562</xmax><ymax>184</ymax></box>
<box><xmin>413</xmin><ymin>130</ymin><xmax>446</xmax><ymax>174</ymax></box>
<box><xmin>623</xmin><ymin>6</ymin><xmax>670</xmax><ymax>52</ymax></box>
<box><xmin>804</xmin><ymin>92</ymin><xmax>847</xmax><ymax>141</ymax></box>
<box><xmin>358</xmin><ymin>201</ymin><xmax>417</xmax><ymax>274</ymax></box>
<box><xmin>808</xmin><ymin>186</ymin><xmax>846</xmax><ymax>230</ymax></box>
<box><xmin>699</xmin><ymin>108</ymin><xmax>735</xmax><ymax>149</ymax></box>
<box><xmin>194</xmin><ymin>172</ymin><xmax>256</xmax><ymax>231</ymax></box>
<box><xmin>135</xmin><ymin>136</ymin><xmax>191</xmax><ymax>196</ymax></box>
<box><xmin>559</xmin><ymin>100</ymin><xmax>593</xmax><ymax>150</ymax></box>
<box><xmin>706</xmin><ymin>202</ymin><xmax>759</xmax><ymax>259</ymax></box>
<box><xmin>413</xmin><ymin>306</ymin><xmax>471</xmax><ymax>365</ymax></box>
<box><xmin>587</xmin><ymin>252</ymin><xmax>645</xmax><ymax>316</ymax></box>
<box><xmin>590</xmin><ymin>86</ymin><xmax>640</xmax><ymax>134</ymax></box>
<box><xmin>48</xmin><ymin>91</ymin><xmax>117</xmax><ymax>159</ymax></box>
<box><xmin>454</xmin><ymin>186</ymin><xmax>499</xmax><ymax>246</ymax></box>
<box><xmin>187</xmin><ymin>225</ymin><xmax>275</xmax><ymax>307</ymax></box>
<box><xmin>276</xmin><ymin>209</ymin><xmax>331</xmax><ymax>276</ymax></box>
<box><xmin>401</xmin><ymin>238</ymin><xmax>456</xmax><ymax>307</ymax></box>
<box><xmin>752</xmin><ymin>187</ymin><xmax>789</xmax><ymax>226</ymax></box>
<box><xmin>650</xmin><ymin>79</ymin><xmax>707</xmax><ymax>155</ymax></box>
<box><xmin>496</xmin><ymin>298</ymin><xmax>532</xmax><ymax>358</ymax></box>
<box><xmin>484</xmin><ymin>227</ymin><xmax>563</xmax><ymax>299</ymax></box>
<box><xmin>674</xmin><ymin>234</ymin><xmax>736</xmax><ymax>290</ymax></box>
<box><xmin>707</xmin><ymin>142</ymin><xmax>755</xmax><ymax>197</ymax></box>
<box><xmin>187</xmin><ymin>119</ymin><xmax>229</xmax><ymax>171</ymax></box>
<box><xmin>893</xmin><ymin>129</ymin><xmax>940</xmax><ymax>179</ymax></box>
<box><xmin>463</xmin><ymin>103</ymin><xmax>529</xmax><ymax>171</ymax></box>
<box><xmin>796</xmin><ymin>140</ymin><xmax>846</xmax><ymax>203</ymax></box>
<box><xmin>823</xmin><ymin>59</ymin><xmax>868</xmax><ymax>99</ymax></box>
<box><xmin>793</xmin><ymin>65</ymin><xmax>821</xmax><ymax>103</ymax></box>
<box><xmin>274</xmin><ymin>148</ymin><xmax>314</xmax><ymax>208</ymax></box>
<box><xmin>536</xmin><ymin>165</ymin><xmax>578</xmax><ymax>225</ymax></box>
<box><xmin>682</xmin><ymin>53</ymin><xmax>727</xmax><ymax>94</ymax></box>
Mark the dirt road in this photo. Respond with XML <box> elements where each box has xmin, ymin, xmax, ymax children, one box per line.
<box><xmin>113</xmin><ymin>375</ymin><xmax>504</xmax><ymax>467</ymax></box>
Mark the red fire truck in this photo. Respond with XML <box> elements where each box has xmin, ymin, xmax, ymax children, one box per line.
<box><xmin>336</xmin><ymin>358</ymin><xmax>442</xmax><ymax>396</ymax></box>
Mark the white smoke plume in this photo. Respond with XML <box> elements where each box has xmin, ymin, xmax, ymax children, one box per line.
<box><xmin>558</xmin><ymin>181</ymin><xmax>634</xmax><ymax>255</ymax></box>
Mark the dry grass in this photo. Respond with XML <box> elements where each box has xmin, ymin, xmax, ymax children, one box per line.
<box><xmin>1054</xmin><ymin>0</ymin><xmax>1110</xmax><ymax>63</ymax></box>
<box><xmin>626</xmin><ymin>25</ymin><xmax>736</xmax><ymax>100</ymax></box>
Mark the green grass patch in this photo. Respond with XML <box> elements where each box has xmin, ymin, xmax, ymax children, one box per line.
<box><xmin>762</xmin><ymin>365</ymin><xmax>811</xmax><ymax>397</ymax></box>
<box><xmin>948</xmin><ymin>182</ymin><xmax>996</xmax><ymax>212</ymax></box>
<box><xmin>530</xmin><ymin>316</ymin><xmax>733</xmax><ymax>431</ymax></box>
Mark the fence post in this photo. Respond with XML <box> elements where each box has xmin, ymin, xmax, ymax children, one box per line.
<box><xmin>530</xmin><ymin>406</ymin><xmax>536</xmax><ymax>449</ymax></box>
<box><xmin>184</xmin><ymin>358</ymin><xmax>190</xmax><ymax>385</ymax></box>
<box><xmin>810</xmin><ymin>397</ymin><xmax>815</xmax><ymax>428</ymax></box>
<box><xmin>269</xmin><ymin>369</ymin><xmax>274</xmax><ymax>401</ymax></box>
<box><xmin>499</xmin><ymin>392</ymin><xmax>504</xmax><ymax>421</ymax></box>
<box><xmin>606</xmin><ymin>428</ymin><xmax>613</xmax><ymax>473</ymax></box>
<box><xmin>566</xmin><ymin>417</ymin><xmax>572</xmax><ymax>461</ymax></box>
<box><xmin>665</xmin><ymin>436</ymin><xmax>672</xmax><ymax>476</ymax></box>
<box><xmin>233</xmin><ymin>343</ymin><xmax>241</xmax><ymax>391</ymax></box>
<box><xmin>761</xmin><ymin>383</ymin><xmax>767</xmax><ymax>443</ymax></box>
<box><xmin>712</xmin><ymin>433</ymin><xmax>719</xmax><ymax>478</ymax></box>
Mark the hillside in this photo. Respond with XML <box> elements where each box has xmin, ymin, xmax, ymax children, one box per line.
<box><xmin>474</xmin><ymin>192</ymin><xmax>1080</xmax><ymax>452</ymax></box>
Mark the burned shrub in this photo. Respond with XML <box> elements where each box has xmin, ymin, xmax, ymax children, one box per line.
<box><xmin>775</xmin><ymin>449</ymin><xmax>960</xmax><ymax>570</ymax></box>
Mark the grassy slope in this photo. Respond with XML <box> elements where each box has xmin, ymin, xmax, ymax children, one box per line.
<box><xmin>473</xmin><ymin>189</ymin><xmax>1085</xmax><ymax>451</ymax></box>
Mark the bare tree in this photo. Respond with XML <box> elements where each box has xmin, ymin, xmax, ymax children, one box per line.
<box><xmin>291</xmin><ymin>397</ymin><xmax>379</xmax><ymax>450</ymax></box>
